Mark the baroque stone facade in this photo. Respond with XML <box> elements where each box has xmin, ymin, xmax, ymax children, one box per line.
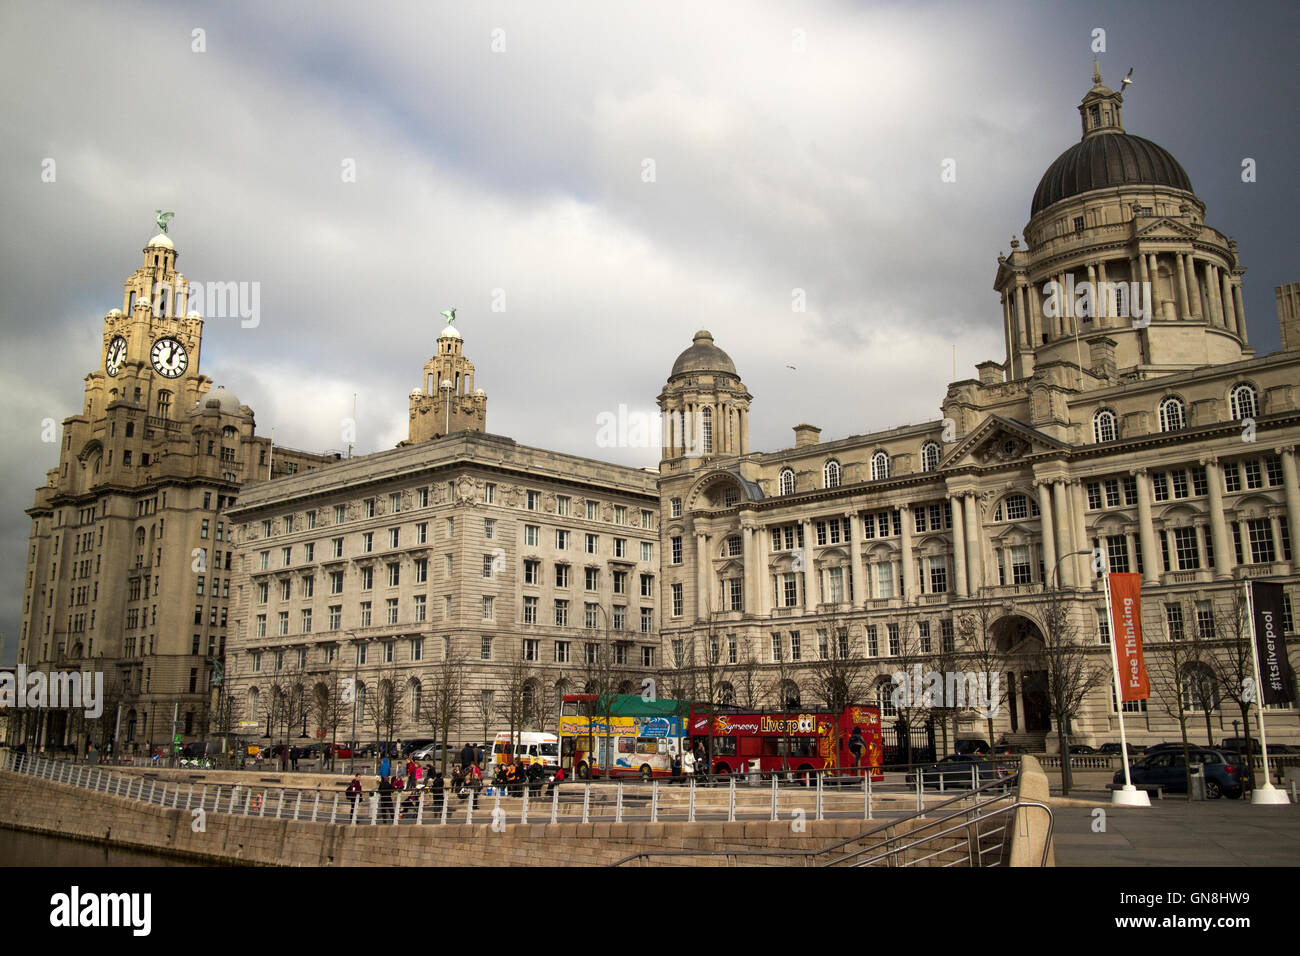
<box><xmin>15</xmin><ymin>231</ymin><xmax>335</xmax><ymax>753</ymax></box>
<box><xmin>223</xmin><ymin>329</ymin><xmax>662</xmax><ymax>749</ymax></box>
<box><xmin>658</xmin><ymin>71</ymin><xmax>1300</xmax><ymax>752</ymax></box>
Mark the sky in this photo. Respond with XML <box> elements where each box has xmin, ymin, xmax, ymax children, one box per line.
<box><xmin>1</xmin><ymin>0</ymin><xmax>1297</xmax><ymax>662</ymax></box>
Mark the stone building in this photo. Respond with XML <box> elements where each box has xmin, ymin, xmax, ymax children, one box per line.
<box><xmin>14</xmin><ymin>228</ymin><xmax>335</xmax><ymax>752</ymax></box>
<box><xmin>223</xmin><ymin>323</ymin><xmax>662</xmax><ymax>751</ymax></box>
<box><xmin>658</xmin><ymin>70</ymin><xmax>1300</xmax><ymax>753</ymax></box>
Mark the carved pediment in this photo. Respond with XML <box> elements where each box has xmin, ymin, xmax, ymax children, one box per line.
<box><xmin>944</xmin><ymin>415</ymin><xmax>1070</xmax><ymax>469</ymax></box>
<box><xmin>1134</xmin><ymin>218</ymin><xmax>1199</xmax><ymax>240</ymax></box>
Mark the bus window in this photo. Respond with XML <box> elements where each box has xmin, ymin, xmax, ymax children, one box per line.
<box><xmin>761</xmin><ymin>739</ymin><xmax>780</xmax><ymax>756</ymax></box>
<box><xmin>561</xmin><ymin>738</ymin><xmax>575</xmax><ymax>757</ymax></box>
<box><xmin>618</xmin><ymin>737</ymin><xmax>636</xmax><ymax>754</ymax></box>
<box><xmin>636</xmin><ymin>737</ymin><xmax>658</xmax><ymax>755</ymax></box>
<box><xmin>540</xmin><ymin>743</ymin><xmax>559</xmax><ymax>758</ymax></box>
<box><xmin>561</xmin><ymin>701</ymin><xmax>579</xmax><ymax>716</ymax></box>
<box><xmin>713</xmin><ymin>737</ymin><xmax>738</xmax><ymax>757</ymax></box>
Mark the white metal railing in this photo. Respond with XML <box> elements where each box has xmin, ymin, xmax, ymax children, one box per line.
<box><xmin>1</xmin><ymin>750</ymin><xmax>1019</xmax><ymax>827</ymax></box>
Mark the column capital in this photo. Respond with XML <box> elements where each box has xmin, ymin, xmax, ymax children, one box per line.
<box><xmin>1273</xmin><ymin>444</ymin><xmax>1296</xmax><ymax>457</ymax></box>
<box><xmin>1198</xmin><ymin>455</ymin><xmax>1219</xmax><ymax>468</ymax></box>
<box><xmin>1129</xmin><ymin>466</ymin><xmax>1149</xmax><ymax>478</ymax></box>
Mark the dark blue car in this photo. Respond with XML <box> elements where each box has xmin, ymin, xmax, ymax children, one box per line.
<box><xmin>1113</xmin><ymin>748</ymin><xmax>1245</xmax><ymax>799</ymax></box>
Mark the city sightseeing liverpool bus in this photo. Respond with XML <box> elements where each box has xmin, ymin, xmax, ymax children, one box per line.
<box><xmin>558</xmin><ymin>693</ymin><xmax>691</xmax><ymax>780</ymax></box>
<box><xmin>686</xmin><ymin>704</ymin><xmax>885</xmax><ymax>781</ymax></box>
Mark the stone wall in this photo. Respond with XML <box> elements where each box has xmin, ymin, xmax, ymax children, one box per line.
<box><xmin>0</xmin><ymin>772</ymin><xmax>927</xmax><ymax>867</ymax></box>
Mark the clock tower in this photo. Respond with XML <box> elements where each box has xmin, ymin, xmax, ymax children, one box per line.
<box><xmin>15</xmin><ymin>222</ymin><xmax>335</xmax><ymax>756</ymax></box>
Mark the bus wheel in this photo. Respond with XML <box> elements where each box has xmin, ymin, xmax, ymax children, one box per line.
<box><xmin>715</xmin><ymin>763</ymin><xmax>730</xmax><ymax>777</ymax></box>
<box><xmin>639</xmin><ymin>765</ymin><xmax>653</xmax><ymax>782</ymax></box>
<box><xmin>577</xmin><ymin>762</ymin><xmax>590</xmax><ymax>780</ymax></box>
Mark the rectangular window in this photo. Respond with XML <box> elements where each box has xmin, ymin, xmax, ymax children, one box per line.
<box><xmin>789</xmin><ymin>632</ymin><xmax>801</xmax><ymax>661</ymax></box>
<box><xmin>640</xmin><ymin>573</ymin><xmax>654</xmax><ymax>597</ymax></box>
<box><xmin>555</xmin><ymin>641</ymin><xmax>570</xmax><ymax>663</ymax></box>
<box><xmin>586</xmin><ymin>533</ymin><xmax>598</xmax><ymax>554</ymax></box>
<box><xmin>585</xmin><ymin>602</ymin><xmax>598</xmax><ymax>629</ymax></box>
<box><xmin>1173</xmin><ymin>527</ymin><xmax>1200</xmax><ymax>570</ymax></box>
<box><xmin>554</xmin><ymin>600</ymin><xmax>569</xmax><ymax>627</ymax></box>
<box><xmin>640</xmin><ymin>607</ymin><xmax>653</xmax><ymax>633</ymax></box>
<box><xmin>481</xmin><ymin>636</ymin><xmax>492</xmax><ymax>661</ymax></box>
<box><xmin>328</xmin><ymin>605</ymin><xmax>342</xmax><ymax>630</ymax></box>
<box><xmin>1106</xmin><ymin>535</ymin><xmax>1130</xmax><ymax>573</ymax></box>
<box><xmin>613</xmin><ymin>605</ymin><xmax>626</xmax><ymax>630</ymax></box>
<box><xmin>555</xmin><ymin>564</ymin><xmax>570</xmax><ymax>588</ymax></box>
<box><xmin>1247</xmin><ymin>519</ymin><xmax>1276</xmax><ymax>563</ymax></box>
<box><xmin>523</xmin><ymin>638</ymin><xmax>540</xmax><ymax>662</ymax></box>
<box><xmin>641</xmin><ymin>509</ymin><xmax>654</xmax><ymax>529</ymax></box>
<box><xmin>388</xmin><ymin>563</ymin><xmax>400</xmax><ymax>587</ymax></box>
<box><xmin>1224</xmin><ymin>464</ymin><xmax>1241</xmax><ymax>493</ymax></box>
<box><xmin>671</xmin><ymin>536</ymin><xmax>682</xmax><ymax>564</ymax></box>
<box><xmin>360</xmin><ymin>566</ymin><xmax>373</xmax><ymax>590</ymax></box>
<box><xmin>782</xmin><ymin>573</ymin><xmax>798</xmax><ymax>608</ymax></box>
<box><xmin>728</xmin><ymin>577</ymin><xmax>744</xmax><ymax>611</ymax></box>
<box><xmin>613</xmin><ymin>570</ymin><xmax>627</xmax><ymax>594</ymax></box>
<box><xmin>525</xmin><ymin>524</ymin><xmax>539</xmax><ymax>547</ymax></box>
<box><xmin>332</xmin><ymin>537</ymin><xmax>344</xmax><ymax>558</ymax></box>
<box><xmin>482</xmin><ymin>596</ymin><xmax>494</xmax><ymax>620</ymax></box>
<box><xmin>671</xmin><ymin>583</ymin><xmax>683</xmax><ymax>617</ymax></box>
<box><xmin>527</xmin><ymin>490</ymin><xmax>540</xmax><ymax>511</ymax></box>
<box><xmin>359</xmin><ymin>602</ymin><xmax>371</xmax><ymax>627</ymax></box>
<box><xmin>556</xmin><ymin>496</ymin><xmax>570</xmax><ymax>516</ymax></box>
<box><xmin>484</xmin><ymin>483</ymin><xmax>495</xmax><ymax>504</ymax></box>
<box><xmin>388</xmin><ymin>528</ymin><xmax>400</xmax><ymax>549</ymax></box>
<box><xmin>1165</xmin><ymin>603</ymin><xmax>1184</xmax><ymax>641</ymax></box>
<box><xmin>523</xmin><ymin>596</ymin><xmax>538</xmax><ymax>624</ymax></box>
<box><xmin>386</xmin><ymin>598</ymin><xmax>398</xmax><ymax>625</ymax></box>
<box><xmin>556</xmin><ymin>530</ymin><xmax>570</xmax><ymax>550</ymax></box>
<box><xmin>1171</xmin><ymin>470</ymin><xmax>1189</xmax><ymax>499</ymax></box>
<box><xmin>413</xmin><ymin>595</ymin><xmax>426</xmax><ymax>623</ymax></box>
<box><xmin>1243</xmin><ymin>460</ymin><xmax>1263</xmax><ymax>490</ymax></box>
<box><xmin>1086</xmin><ymin>483</ymin><xmax>1102</xmax><ymax>510</ymax></box>
<box><xmin>525</xmin><ymin>560</ymin><xmax>540</xmax><ymax>585</ymax></box>
<box><xmin>1191</xmin><ymin>466</ymin><xmax>1208</xmax><ymax>496</ymax></box>
<box><xmin>866</xmin><ymin>625</ymin><xmax>879</xmax><ymax>657</ymax></box>
<box><xmin>670</xmin><ymin>498</ymin><xmax>681</xmax><ymax>518</ymax></box>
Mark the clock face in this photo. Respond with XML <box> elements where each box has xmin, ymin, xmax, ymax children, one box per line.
<box><xmin>150</xmin><ymin>337</ymin><xmax>189</xmax><ymax>378</ymax></box>
<box><xmin>105</xmin><ymin>336</ymin><xmax>127</xmax><ymax>376</ymax></box>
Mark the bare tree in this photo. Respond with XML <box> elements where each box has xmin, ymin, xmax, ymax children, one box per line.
<box><xmin>311</xmin><ymin>667</ymin><xmax>348</xmax><ymax>769</ymax></box>
<box><xmin>496</xmin><ymin>654</ymin><xmax>532</xmax><ymax>763</ymax></box>
<box><xmin>735</xmin><ymin>638</ymin><xmax>764</xmax><ymax>710</ymax></box>
<box><xmin>769</xmin><ymin>632</ymin><xmax>799</xmax><ymax>774</ymax></box>
<box><xmin>885</xmin><ymin>599</ymin><xmax>933</xmax><ymax>766</ymax></box>
<box><xmin>1207</xmin><ymin>584</ymin><xmax>1257</xmax><ymax>767</ymax></box>
<box><xmin>424</xmin><ymin>653</ymin><xmax>464</xmax><ymax>777</ymax></box>
<box><xmin>685</xmin><ymin>614</ymin><xmax>733</xmax><ymax>770</ymax></box>
<box><xmin>1144</xmin><ymin>596</ymin><xmax>1212</xmax><ymax>796</ymax></box>
<box><xmin>804</xmin><ymin>610</ymin><xmax>869</xmax><ymax>766</ymax></box>
<box><xmin>1032</xmin><ymin>593</ymin><xmax>1107</xmax><ymax>796</ymax></box>
<box><xmin>371</xmin><ymin>666</ymin><xmax>406</xmax><ymax>757</ymax></box>
<box><xmin>957</xmin><ymin>586</ymin><xmax>1010</xmax><ymax>749</ymax></box>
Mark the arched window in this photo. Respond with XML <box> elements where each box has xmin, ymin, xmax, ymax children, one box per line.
<box><xmin>823</xmin><ymin>459</ymin><xmax>841</xmax><ymax>489</ymax></box>
<box><xmin>246</xmin><ymin>688</ymin><xmax>259</xmax><ymax>722</ymax></box>
<box><xmin>1181</xmin><ymin>665</ymin><xmax>1219</xmax><ymax>713</ymax></box>
<box><xmin>156</xmin><ymin>390</ymin><xmax>172</xmax><ymax>418</ymax></box>
<box><xmin>1093</xmin><ymin>408</ymin><xmax>1117</xmax><ymax>443</ymax></box>
<box><xmin>409</xmin><ymin>678</ymin><xmax>422</xmax><ymax>718</ymax></box>
<box><xmin>777</xmin><ymin>679</ymin><xmax>800</xmax><ymax>710</ymax></box>
<box><xmin>1158</xmin><ymin>396</ymin><xmax>1185</xmax><ymax>433</ymax></box>
<box><xmin>779</xmin><ymin>468</ymin><xmax>795</xmax><ymax>496</ymax></box>
<box><xmin>701</xmin><ymin>406</ymin><xmax>713</xmax><ymax>455</ymax></box>
<box><xmin>920</xmin><ymin>441</ymin><xmax>941</xmax><ymax>472</ymax></box>
<box><xmin>871</xmin><ymin>451</ymin><xmax>890</xmax><ymax>481</ymax></box>
<box><xmin>1229</xmin><ymin>383</ymin><xmax>1257</xmax><ymax>421</ymax></box>
<box><xmin>876</xmin><ymin>679</ymin><xmax>897</xmax><ymax>719</ymax></box>
<box><xmin>522</xmin><ymin>680</ymin><xmax>538</xmax><ymax>726</ymax></box>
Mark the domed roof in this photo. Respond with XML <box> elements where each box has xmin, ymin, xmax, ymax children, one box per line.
<box><xmin>1031</xmin><ymin>133</ymin><xmax>1193</xmax><ymax>216</ymax></box>
<box><xmin>438</xmin><ymin>324</ymin><xmax>462</xmax><ymax>340</ymax></box>
<box><xmin>670</xmin><ymin>330</ymin><xmax>737</xmax><ymax>378</ymax></box>
<box><xmin>146</xmin><ymin>233</ymin><xmax>174</xmax><ymax>250</ymax></box>
<box><xmin>201</xmin><ymin>386</ymin><xmax>242</xmax><ymax>413</ymax></box>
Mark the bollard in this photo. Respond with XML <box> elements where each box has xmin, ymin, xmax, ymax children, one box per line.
<box><xmin>369</xmin><ymin>794</ymin><xmax>378</xmax><ymax>826</ymax></box>
<box><xmin>417</xmin><ymin>792</ymin><xmax>425</xmax><ymax>826</ymax></box>
<box><xmin>970</xmin><ymin>765</ymin><xmax>977</xmax><ymax>792</ymax></box>
<box><xmin>464</xmin><ymin>794</ymin><xmax>473</xmax><ymax>825</ymax></box>
<box><xmin>331</xmin><ymin>793</ymin><xmax>339</xmax><ymax>825</ymax></box>
<box><xmin>441</xmin><ymin>792</ymin><xmax>449</xmax><ymax>825</ymax></box>
<box><xmin>148</xmin><ymin>780</ymin><xmax>156</xmax><ymax>804</ymax></box>
<box><xmin>916</xmin><ymin>771</ymin><xmax>924</xmax><ymax>817</ymax></box>
<box><xmin>815</xmin><ymin>773</ymin><xmax>823</xmax><ymax>821</ymax></box>
<box><xmin>582</xmin><ymin>784</ymin><xmax>591</xmax><ymax>824</ymax></box>
<box><xmin>392</xmin><ymin>792</ymin><xmax>400</xmax><ymax>826</ymax></box>
<box><xmin>312</xmin><ymin>792</ymin><xmax>320</xmax><ymax>823</ymax></box>
<box><xmin>771</xmin><ymin>775</ymin><xmax>779</xmax><ymax>822</ymax></box>
<box><xmin>187</xmin><ymin>783</ymin><xmax>195</xmax><ymax>810</ymax></box>
<box><xmin>521</xmin><ymin>787</ymin><xmax>529</xmax><ymax>825</ymax></box>
<box><xmin>688</xmin><ymin>779</ymin><xmax>696</xmax><ymax>823</ymax></box>
<box><xmin>550</xmin><ymin>782</ymin><xmax>559</xmax><ymax>824</ymax></box>
<box><xmin>727</xmin><ymin>776</ymin><xmax>736</xmax><ymax>822</ymax></box>
<box><xmin>651</xmin><ymin>780</ymin><xmax>659</xmax><ymax>823</ymax></box>
<box><xmin>866</xmin><ymin>773</ymin><xmax>873</xmax><ymax>821</ymax></box>
<box><xmin>260</xmin><ymin>789</ymin><xmax>268</xmax><ymax>817</ymax></box>
<box><xmin>244</xmin><ymin>789</ymin><xmax>251</xmax><ymax>816</ymax></box>
<box><xmin>616</xmin><ymin>782</ymin><xmax>623</xmax><ymax>824</ymax></box>
<box><xmin>277</xmin><ymin>790</ymin><xmax>285</xmax><ymax>819</ymax></box>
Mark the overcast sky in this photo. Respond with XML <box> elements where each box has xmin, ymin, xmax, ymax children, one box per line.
<box><xmin>1</xmin><ymin>0</ymin><xmax>1297</xmax><ymax>662</ymax></box>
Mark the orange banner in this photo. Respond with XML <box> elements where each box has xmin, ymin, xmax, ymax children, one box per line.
<box><xmin>1109</xmin><ymin>572</ymin><xmax>1149</xmax><ymax>701</ymax></box>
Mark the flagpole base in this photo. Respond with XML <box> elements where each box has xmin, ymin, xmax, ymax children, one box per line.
<box><xmin>1250</xmin><ymin>784</ymin><xmax>1290</xmax><ymax>805</ymax></box>
<box><xmin>1111</xmin><ymin>786</ymin><xmax>1151</xmax><ymax>807</ymax></box>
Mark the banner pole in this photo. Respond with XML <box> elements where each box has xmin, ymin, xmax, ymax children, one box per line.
<box><xmin>1105</xmin><ymin>567</ymin><xmax>1148</xmax><ymax>807</ymax></box>
<box><xmin>1245</xmin><ymin>582</ymin><xmax>1288</xmax><ymax>804</ymax></box>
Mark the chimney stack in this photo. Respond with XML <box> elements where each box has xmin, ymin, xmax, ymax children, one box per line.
<box><xmin>792</xmin><ymin>424</ymin><xmax>821</xmax><ymax>447</ymax></box>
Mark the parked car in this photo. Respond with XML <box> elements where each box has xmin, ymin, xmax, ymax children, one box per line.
<box><xmin>1098</xmin><ymin>742</ymin><xmax>1143</xmax><ymax>757</ymax></box>
<box><xmin>1113</xmin><ymin>748</ymin><xmax>1244</xmax><ymax>799</ymax></box>
<box><xmin>399</xmin><ymin>739</ymin><xmax>437</xmax><ymax>758</ymax></box>
<box><xmin>905</xmin><ymin>755</ymin><xmax>1012</xmax><ymax>789</ymax></box>
<box><xmin>954</xmin><ymin>738</ymin><xmax>990</xmax><ymax>755</ymax></box>
<box><xmin>181</xmin><ymin>741</ymin><xmax>223</xmax><ymax>759</ymax></box>
<box><xmin>1219</xmin><ymin>737</ymin><xmax>1264</xmax><ymax>755</ymax></box>
<box><xmin>1068</xmin><ymin>744</ymin><xmax>1099</xmax><ymax>754</ymax></box>
<box><xmin>412</xmin><ymin>742</ymin><xmax>452</xmax><ymax>761</ymax></box>
<box><xmin>993</xmin><ymin>742</ymin><xmax>1030</xmax><ymax>755</ymax></box>
<box><xmin>1140</xmin><ymin>741</ymin><xmax>1185</xmax><ymax>754</ymax></box>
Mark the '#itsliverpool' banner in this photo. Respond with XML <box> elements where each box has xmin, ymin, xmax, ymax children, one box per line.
<box><xmin>1251</xmin><ymin>581</ymin><xmax>1295</xmax><ymax>706</ymax></box>
<box><xmin>1109</xmin><ymin>572</ymin><xmax>1150</xmax><ymax>701</ymax></box>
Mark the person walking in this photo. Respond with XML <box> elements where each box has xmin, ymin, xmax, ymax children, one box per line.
<box><xmin>682</xmin><ymin>746</ymin><xmax>696</xmax><ymax>784</ymax></box>
<box><xmin>460</xmin><ymin>742</ymin><xmax>475</xmax><ymax>773</ymax></box>
<box><xmin>545</xmin><ymin>765</ymin><xmax>565</xmax><ymax>797</ymax></box>
<box><xmin>379</xmin><ymin>753</ymin><xmax>391</xmax><ymax>780</ymax></box>
<box><xmin>429</xmin><ymin>770</ymin><xmax>445</xmax><ymax>816</ymax></box>
<box><xmin>848</xmin><ymin>726</ymin><xmax>866</xmax><ymax>777</ymax></box>
<box><xmin>475</xmin><ymin>743</ymin><xmax>485</xmax><ymax>768</ymax></box>
<box><xmin>346</xmin><ymin>774</ymin><xmax>363</xmax><ymax>819</ymax></box>
<box><xmin>377</xmin><ymin>775</ymin><xmax>394</xmax><ymax>823</ymax></box>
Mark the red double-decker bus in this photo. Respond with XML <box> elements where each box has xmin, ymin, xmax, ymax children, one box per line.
<box><xmin>686</xmin><ymin>704</ymin><xmax>884</xmax><ymax>781</ymax></box>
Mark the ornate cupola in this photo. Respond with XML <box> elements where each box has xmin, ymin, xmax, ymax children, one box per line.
<box><xmin>406</xmin><ymin>310</ymin><xmax>488</xmax><ymax>443</ymax></box>
<box><xmin>657</xmin><ymin>330</ymin><xmax>752</xmax><ymax>469</ymax></box>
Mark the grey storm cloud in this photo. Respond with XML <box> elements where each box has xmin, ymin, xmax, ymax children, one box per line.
<box><xmin>1</xmin><ymin>0</ymin><xmax>1297</xmax><ymax>660</ymax></box>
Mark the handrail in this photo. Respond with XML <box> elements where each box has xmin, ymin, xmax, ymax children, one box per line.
<box><xmin>608</xmin><ymin>773</ymin><xmax>1024</xmax><ymax>867</ymax></box>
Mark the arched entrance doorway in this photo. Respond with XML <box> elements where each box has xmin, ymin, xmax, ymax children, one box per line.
<box><xmin>992</xmin><ymin>614</ymin><xmax>1051</xmax><ymax>738</ymax></box>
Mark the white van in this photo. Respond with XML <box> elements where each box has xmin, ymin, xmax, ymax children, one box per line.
<box><xmin>492</xmin><ymin>731</ymin><xmax>560</xmax><ymax>770</ymax></box>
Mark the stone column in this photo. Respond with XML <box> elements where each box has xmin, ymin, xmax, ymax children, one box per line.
<box><xmin>900</xmin><ymin>504</ymin><xmax>916</xmax><ymax>599</ymax></box>
<box><xmin>1237</xmin><ymin>518</ymin><xmax>1251</xmax><ymax>566</ymax></box>
<box><xmin>1096</xmin><ymin>260</ymin><xmax>1110</xmax><ymax>325</ymax></box>
<box><xmin>950</xmin><ymin>495</ymin><xmax>968</xmax><ymax>598</ymax></box>
<box><xmin>1016</xmin><ymin>283</ymin><xmax>1030</xmax><ymax>348</ymax></box>
<box><xmin>1175</xmin><ymin>253</ymin><xmax>1190</xmax><ymax>318</ymax></box>
<box><xmin>1204</xmin><ymin>459</ymin><xmax>1233</xmax><ymax>580</ymax></box>
<box><xmin>1125</xmin><ymin>531</ymin><xmax>1138</xmax><ymax>573</ymax></box>
<box><xmin>1086</xmin><ymin>263</ymin><xmax>1098</xmax><ymax>325</ymax></box>
<box><xmin>1028</xmin><ymin>277</ymin><xmax>1043</xmax><ymax>346</ymax></box>
<box><xmin>1035</xmin><ymin>481</ymin><xmax>1057</xmax><ymax>587</ymax></box>
<box><xmin>1138</xmin><ymin>251</ymin><xmax>1149</xmax><ymax>291</ymax></box>
<box><xmin>695</xmin><ymin>532</ymin><xmax>710</xmax><ymax>619</ymax></box>
<box><xmin>1071</xmin><ymin>480</ymin><xmax>1091</xmax><ymax>587</ymax></box>
<box><xmin>848</xmin><ymin>511</ymin><xmax>866</xmax><ymax>609</ymax></box>
<box><xmin>1058</xmin><ymin>271</ymin><xmax>1071</xmax><ymax>335</ymax></box>
<box><xmin>1270</xmin><ymin>515</ymin><xmax>1285</xmax><ymax>565</ymax></box>
<box><xmin>1232</xmin><ymin>283</ymin><xmax>1246</xmax><ymax>340</ymax></box>
<box><xmin>1194</xmin><ymin>523</ymin><xmax>1208</xmax><ymax>572</ymax></box>
<box><xmin>1186</xmin><ymin>255</ymin><xmax>1202</xmax><ymax>318</ymax></box>
<box><xmin>1279</xmin><ymin>449</ymin><xmax>1300</xmax><ymax>565</ymax></box>
<box><xmin>756</xmin><ymin>529</ymin><xmax>771</xmax><ymax>618</ymax></box>
<box><xmin>1207</xmin><ymin>263</ymin><xmax>1224</xmax><ymax>326</ymax></box>
<box><xmin>1222</xmin><ymin>271</ymin><xmax>1238</xmax><ymax>337</ymax></box>
<box><xmin>1134</xmin><ymin>469</ymin><xmax>1161</xmax><ymax>586</ymax></box>
<box><xmin>963</xmin><ymin>495</ymin><xmax>982</xmax><ymax>592</ymax></box>
<box><xmin>741</xmin><ymin>524</ymin><xmax>756</xmax><ymax>616</ymax></box>
<box><xmin>801</xmin><ymin>520</ymin><xmax>819</xmax><ymax>608</ymax></box>
<box><xmin>1052</xmin><ymin>480</ymin><xmax>1075</xmax><ymax>588</ymax></box>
